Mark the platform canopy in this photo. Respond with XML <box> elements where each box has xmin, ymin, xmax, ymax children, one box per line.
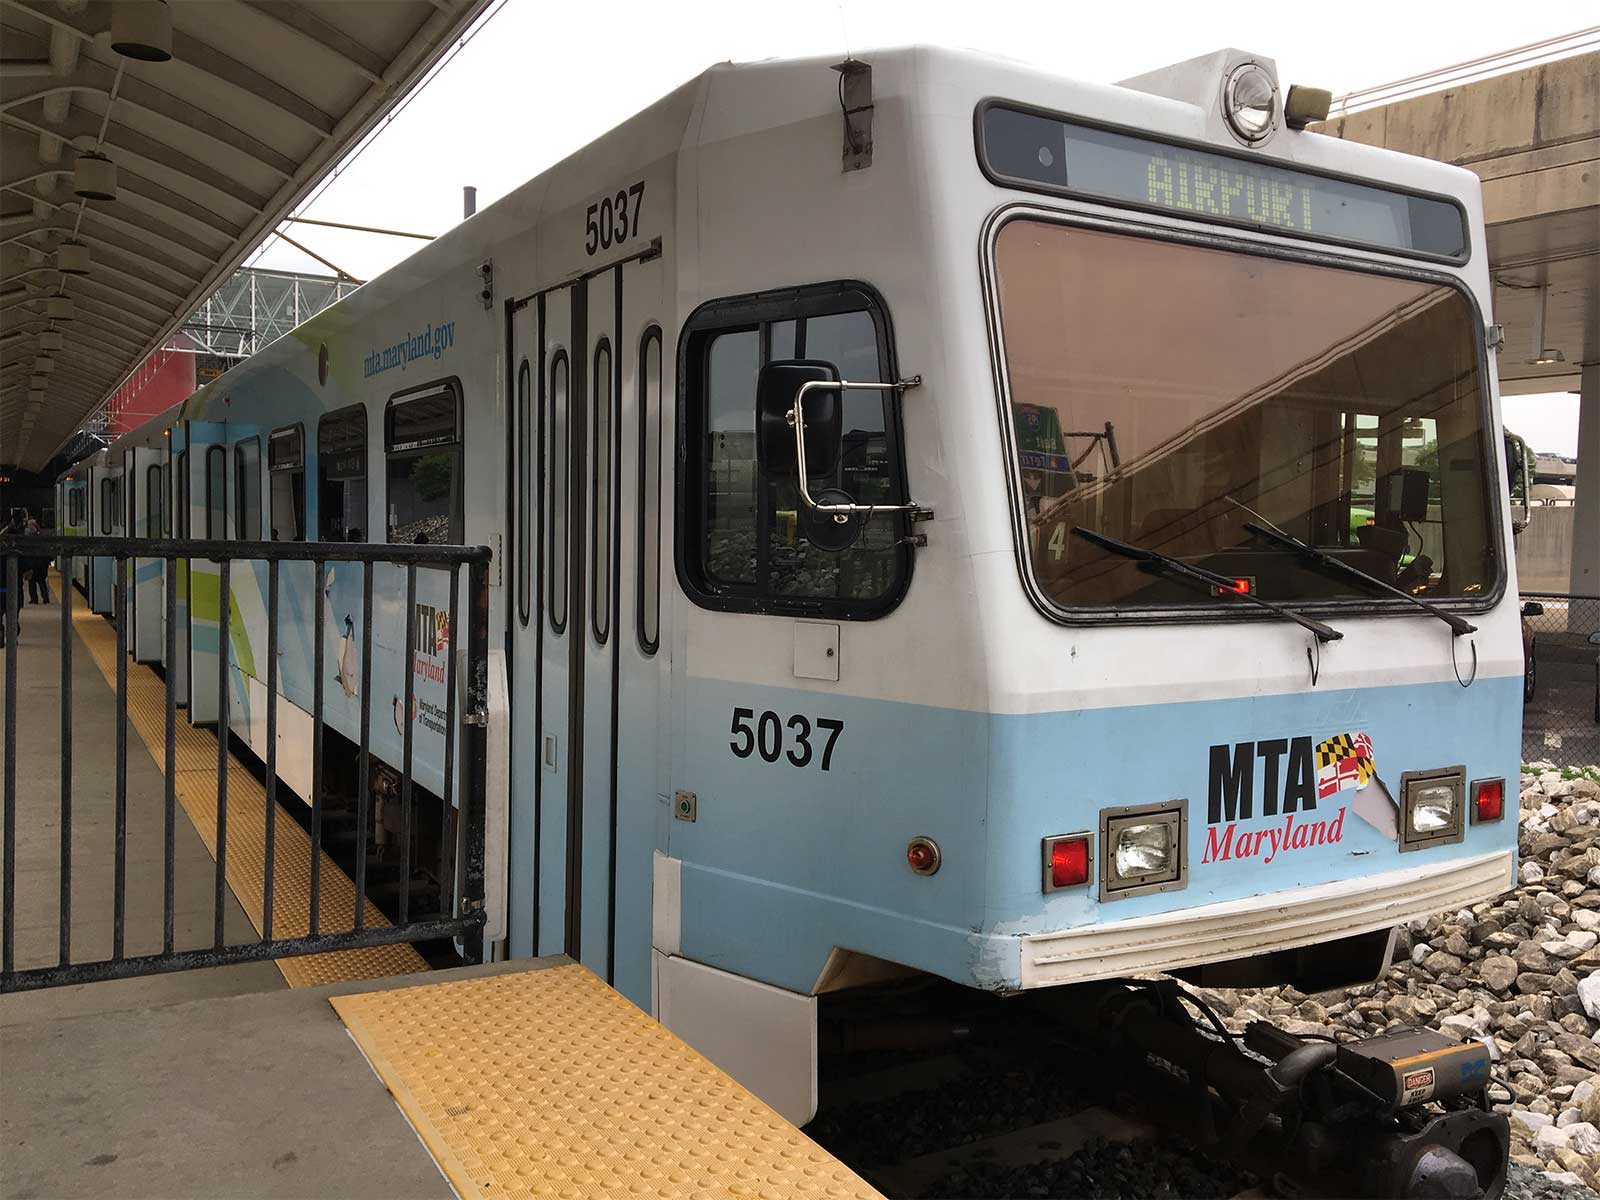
<box><xmin>1</xmin><ymin>0</ymin><xmax>490</xmax><ymax>471</ymax></box>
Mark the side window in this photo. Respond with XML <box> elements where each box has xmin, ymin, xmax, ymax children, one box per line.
<box><xmin>385</xmin><ymin>383</ymin><xmax>461</xmax><ymax>545</ymax></box>
<box><xmin>146</xmin><ymin>464</ymin><xmax>164</xmax><ymax>537</ymax></box>
<box><xmin>637</xmin><ymin>326</ymin><xmax>663</xmax><ymax>654</ymax></box>
<box><xmin>234</xmin><ymin>438</ymin><xmax>262</xmax><ymax>540</ymax></box>
<box><xmin>100</xmin><ymin>478</ymin><xmax>113</xmax><ymax>533</ymax></box>
<box><xmin>678</xmin><ymin>284</ymin><xmax>910</xmax><ymax>616</ymax></box>
<box><xmin>268</xmin><ymin>426</ymin><xmax>306</xmax><ymax>542</ymax></box>
<box><xmin>592</xmin><ymin>339</ymin><xmax>613</xmax><ymax>643</ymax></box>
<box><xmin>317</xmin><ymin>406</ymin><xmax>367</xmax><ymax>543</ymax></box>
<box><xmin>547</xmin><ymin>351</ymin><xmax>570</xmax><ymax>633</ymax></box>
<box><xmin>205</xmin><ymin>446</ymin><xmax>226</xmax><ymax>538</ymax></box>
<box><xmin>517</xmin><ymin>360</ymin><xmax>532</xmax><ymax>626</ymax></box>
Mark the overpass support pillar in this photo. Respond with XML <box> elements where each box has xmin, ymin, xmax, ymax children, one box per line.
<box><xmin>1571</xmin><ymin>360</ymin><xmax>1599</xmax><ymax>620</ymax></box>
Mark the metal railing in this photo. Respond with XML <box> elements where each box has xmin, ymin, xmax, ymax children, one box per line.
<box><xmin>1521</xmin><ymin>592</ymin><xmax>1600</xmax><ymax>770</ymax></box>
<box><xmin>0</xmin><ymin>534</ymin><xmax>490</xmax><ymax>993</ymax></box>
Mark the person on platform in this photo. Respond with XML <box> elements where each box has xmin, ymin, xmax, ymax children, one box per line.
<box><xmin>24</xmin><ymin>515</ymin><xmax>51</xmax><ymax>605</ymax></box>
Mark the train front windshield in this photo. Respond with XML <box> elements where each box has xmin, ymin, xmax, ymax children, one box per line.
<box><xmin>994</xmin><ymin>221</ymin><xmax>1501</xmax><ymax>613</ymax></box>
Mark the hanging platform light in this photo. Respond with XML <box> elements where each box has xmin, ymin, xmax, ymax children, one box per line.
<box><xmin>46</xmin><ymin>295</ymin><xmax>74</xmax><ymax>320</ymax></box>
<box><xmin>33</xmin><ymin>357</ymin><xmax>55</xmax><ymax>374</ymax></box>
<box><xmin>73</xmin><ymin>152</ymin><xmax>117</xmax><ymax>201</ymax></box>
<box><xmin>30</xmin><ymin>374</ymin><xmax>50</xmax><ymax>391</ymax></box>
<box><xmin>39</xmin><ymin>331</ymin><xmax>64</xmax><ymax>352</ymax></box>
<box><xmin>56</xmin><ymin>241</ymin><xmax>91</xmax><ymax>274</ymax></box>
<box><xmin>111</xmin><ymin>0</ymin><xmax>173</xmax><ymax>63</ymax></box>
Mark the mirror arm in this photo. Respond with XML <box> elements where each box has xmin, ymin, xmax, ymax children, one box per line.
<box><xmin>789</xmin><ymin>376</ymin><xmax>932</xmax><ymax>522</ymax></box>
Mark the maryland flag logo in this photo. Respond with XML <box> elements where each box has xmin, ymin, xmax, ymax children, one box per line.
<box><xmin>1315</xmin><ymin>732</ymin><xmax>1375</xmax><ymax>800</ymax></box>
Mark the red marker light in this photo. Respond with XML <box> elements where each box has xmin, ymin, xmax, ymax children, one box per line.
<box><xmin>1472</xmin><ymin>778</ymin><xmax>1505</xmax><ymax>823</ymax></box>
<box><xmin>1047</xmin><ymin>837</ymin><xmax>1090</xmax><ymax>889</ymax></box>
<box><xmin>1213</xmin><ymin>577</ymin><xmax>1252</xmax><ymax>597</ymax></box>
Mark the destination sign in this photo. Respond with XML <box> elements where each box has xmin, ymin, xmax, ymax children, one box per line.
<box><xmin>980</xmin><ymin>104</ymin><xmax>1467</xmax><ymax>260</ymax></box>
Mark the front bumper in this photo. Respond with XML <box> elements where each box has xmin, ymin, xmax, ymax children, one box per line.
<box><xmin>1018</xmin><ymin>850</ymin><xmax>1513</xmax><ymax>989</ymax></box>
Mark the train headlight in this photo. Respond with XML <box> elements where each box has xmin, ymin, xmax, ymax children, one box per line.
<box><xmin>1223</xmin><ymin>62</ymin><xmax>1279</xmax><ymax>145</ymax></box>
<box><xmin>1399</xmin><ymin>767</ymin><xmax>1466</xmax><ymax>852</ymax></box>
<box><xmin>1099</xmin><ymin>801</ymin><xmax>1187</xmax><ymax>900</ymax></box>
<box><xmin>1409</xmin><ymin>785</ymin><xmax>1455</xmax><ymax>834</ymax></box>
<box><xmin>1114</xmin><ymin>823</ymin><xmax>1172</xmax><ymax>876</ymax></box>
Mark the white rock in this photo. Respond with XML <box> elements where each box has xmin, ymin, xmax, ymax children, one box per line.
<box><xmin>1566</xmin><ymin>1121</ymin><xmax>1600</xmax><ymax>1156</ymax></box>
<box><xmin>1577</xmin><ymin>971</ymin><xmax>1600</xmax><ymax>1020</ymax></box>
<box><xmin>1575</xmin><ymin>910</ymin><xmax>1600</xmax><ymax>932</ymax></box>
<box><xmin>1543</xmin><ymin>930</ymin><xmax>1599</xmax><ymax>958</ymax></box>
<box><xmin>1576</xmin><ymin>1077</ymin><xmax>1597</xmax><ymax>1107</ymax></box>
<box><xmin>1520</xmin><ymin>861</ymin><xmax>1546</xmax><ymax>885</ymax></box>
<box><xmin>1589</xmin><ymin>865</ymin><xmax>1600</xmax><ymax>887</ymax></box>
<box><xmin>1511</xmin><ymin>1109</ymin><xmax>1555</xmax><ymax>1136</ymax></box>
<box><xmin>1411</xmin><ymin>942</ymin><xmax>1432</xmax><ymax>965</ymax></box>
<box><xmin>1558</xmin><ymin>1107</ymin><xmax>1582</xmax><ymax>1127</ymax></box>
<box><xmin>1544</xmin><ymin>1172</ymin><xmax>1587</xmax><ymax>1188</ymax></box>
<box><xmin>1534</xmin><ymin>1123</ymin><xmax>1572</xmax><ymax>1152</ymax></box>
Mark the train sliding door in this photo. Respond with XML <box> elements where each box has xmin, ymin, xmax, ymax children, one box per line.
<box><xmin>508</xmin><ymin>253</ymin><xmax>666</xmax><ymax>1007</ymax></box>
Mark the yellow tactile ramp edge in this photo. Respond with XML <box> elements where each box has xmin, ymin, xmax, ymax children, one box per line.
<box><xmin>70</xmin><ymin>583</ymin><xmax>428</xmax><ymax>985</ymax></box>
<box><xmin>332</xmin><ymin>965</ymin><xmax>881</xmax><ymax>1200</ymax></box>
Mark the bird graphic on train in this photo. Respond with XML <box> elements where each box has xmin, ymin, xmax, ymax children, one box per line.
<box><xmin>324</xmin><ymin>566</ymin><xmax>359</xmax><ymax>698</ymax></box>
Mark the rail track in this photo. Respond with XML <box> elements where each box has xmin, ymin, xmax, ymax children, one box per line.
<box><xmin>804</xmin><ymin>975</ymin><xmax>1506</xmax><ymax>1200</ymax></box>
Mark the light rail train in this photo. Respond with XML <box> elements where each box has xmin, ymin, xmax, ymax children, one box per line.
<box><xmin>59</xmin><ymin>45</ymin><xmax>1520</xmax><ymax>1192</ymax></box>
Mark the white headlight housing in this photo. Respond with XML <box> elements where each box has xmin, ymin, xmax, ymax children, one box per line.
<box><xmin>1223</xmin><ymin>62</ymin><xmax>1280</xmax><ymax>146</ymax></box>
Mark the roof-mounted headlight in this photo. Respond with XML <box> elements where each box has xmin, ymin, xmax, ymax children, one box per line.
<box><xmin>1223</xmin><ymin>62</ymin><xmax>1279</xmax><ymax>145</ymax></box>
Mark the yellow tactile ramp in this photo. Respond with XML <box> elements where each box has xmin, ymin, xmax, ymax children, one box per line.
<box><xmin>70</xmin><ymin>584</ymin><xmax>427</xmax><ymax>985</ymax></box>
<box><xmin>331</xmin><ymin>964</ymin><xmax>881</xmax><ymax>1200</ymax></box>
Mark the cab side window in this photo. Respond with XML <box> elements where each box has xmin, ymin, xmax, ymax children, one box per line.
<box><xmin>677</xmin><ymin>283</ymin><xmax>910</xmax><ymax>617</ymax></box>
<box><xmin>268</xmin><ymin>426</ymin><xmax>307</xmax><ymax>542</ymax></box>
<box><xmin>385</xmin><ymin>383</ymin><xmax>462</xmax><ymax>545</ymax></box>
<box><xmin>318</xmin><ymin>406</ymin><xmax>367</xmax><ymax>543</ymax></box>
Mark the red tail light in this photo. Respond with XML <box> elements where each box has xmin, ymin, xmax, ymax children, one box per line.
<box><xmin>1044</xmin><ymin>835</ymin><xmax>1090</xmax><ymax>891</ymax></box>
<box><xmin>1471</xmin><ymin>777</ymin><xmax>1505</xmax><ymax>823</ymax></box>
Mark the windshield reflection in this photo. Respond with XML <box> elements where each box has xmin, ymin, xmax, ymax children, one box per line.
<box><xmin>993</xmin><ymin>221</ymin><xmax>1498</xmax><ymax>611</ymax></box>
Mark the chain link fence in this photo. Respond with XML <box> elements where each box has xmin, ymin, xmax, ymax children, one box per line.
<box><xmin>1521</xmin><ymin>593</ymin><xmax>1600</xmax><ymax>769</ymax></box>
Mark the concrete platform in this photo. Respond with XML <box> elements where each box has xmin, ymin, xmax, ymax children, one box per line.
<box><xmin>1</xmin><ymin>577</ymin><xmax>282</xmax><ymax>1023</ymax></box>
<box><xmin>0</xmin><ymin>959</ymin><xmax>557</xmax><ymax>1200</ymax></box>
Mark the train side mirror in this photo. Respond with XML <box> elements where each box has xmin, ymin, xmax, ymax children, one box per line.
<box><xmin>1521</xmin><ymin>602</ymin><xmax>1543</xmax><ymax>617</ymax></box>
<box><xmin>757</xmin><ymin>360</ymin><xmax>843</xmax><ymax>479</ymax></box>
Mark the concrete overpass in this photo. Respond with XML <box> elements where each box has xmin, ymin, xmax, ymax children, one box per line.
<box><xmin>1316</xmin><ymin>49</ymin><xmax>1599</xmax><ymax>597</ymax></box>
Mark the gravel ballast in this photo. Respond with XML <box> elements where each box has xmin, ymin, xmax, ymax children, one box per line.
<box><xmin>1196</xmin><ymin>764</ymin><xmax>1600</xmax><ymax>1196</ymax></box>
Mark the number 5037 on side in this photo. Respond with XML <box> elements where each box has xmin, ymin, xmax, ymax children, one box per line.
<box><xmin>730</xmin><ymin>708</ymin><xmax>844</xmax><ymax>770</ymax></box>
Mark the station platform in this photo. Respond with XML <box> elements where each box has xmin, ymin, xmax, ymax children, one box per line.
<box><xmin>2</xmin><ymin>955</ymin><xmax>879</xmax><ymax>1199</ymax></box>
<box><xmin>3</xmin><ymin>582</ymin><xmax>878</xmax><ymax>1199</ymax></box>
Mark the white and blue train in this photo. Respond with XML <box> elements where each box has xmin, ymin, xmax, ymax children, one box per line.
<box><xmin>62</xmin><ymin>46</ymin><xmax>1521</xmax><ymax>1136</ymax></box>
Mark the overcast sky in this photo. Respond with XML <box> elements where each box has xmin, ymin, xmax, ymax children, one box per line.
<box><xmin>249</xmin><ymin>0</ymin><xmax>1591</xmax><ymax>454</ymax></box>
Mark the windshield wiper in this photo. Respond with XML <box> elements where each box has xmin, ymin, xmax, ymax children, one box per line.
<box><xmin>1240</xmin><ymin>521</ymin><xmax>1476</xmax><ymax>637</ymax></box>
<box><xmin>1072</xmin><ymin>528</ymin><xmax>1342</xmax><ymax>643</ymax></box>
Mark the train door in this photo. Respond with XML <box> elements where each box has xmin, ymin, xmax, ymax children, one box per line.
<box><xmin>132</xmin><ymin>446</ymin><xmax>165</xmax><ymax>662</ymax></box>
<box><xmin>89</xmin><ymin>460</ymin><xmax>121</xmax><ymax>615</ymax></box>
<box><xmin>510</xmin><ymin>255</ymin><xmax>666</xmax><ymax>1005</ymax></box>
<box><xmin>171</xmin><ymin>428</ymin><xmax>191</xmax><ymax>704</ymax></box>
<box><xmin>187</xmin><ymin>428</ymin><xmax>229</xmax><ymax>723</ymax></box>
<box><xmin>507</xmin><ymin>296</ymin><xmax>543</xmax><ymax>958</ymax></box>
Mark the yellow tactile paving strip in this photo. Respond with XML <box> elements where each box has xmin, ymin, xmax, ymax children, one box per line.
<box><xmin>332</xmin><ymin>965</ymin><xmax>881</xmax><ymax>1200</ymax></box>
<box><xmin>70</xmin><ymin>584</ymin><xmax>427</xmax><ymax>985</ymax></box>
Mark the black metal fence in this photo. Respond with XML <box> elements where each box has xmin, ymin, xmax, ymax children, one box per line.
<box><xmin>1521</xmin><ymin>592</ymin><xmax>1600</xmax><ymax>770</ymax></box>
<box><xmin>0</xmin><ymin>534</ymin><xmax>490</xmax><ymax>993</ymax></box>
